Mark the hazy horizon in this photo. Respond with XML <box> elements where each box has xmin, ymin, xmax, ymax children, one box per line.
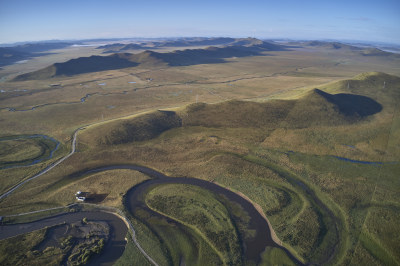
<box><xmin>1</xmin><ymin>0</ymin><xmax>399</xmax><ymax>45</ymax></box>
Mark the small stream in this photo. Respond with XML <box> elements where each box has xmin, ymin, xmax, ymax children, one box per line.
<box><xmin>0</xmin><ymin>134</ymin><xmax>60</xmax><ymax>170</ymax></box>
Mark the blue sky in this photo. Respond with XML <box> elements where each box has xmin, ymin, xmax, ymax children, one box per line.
<box><xmin>0</xmin><ymin>0</ymin><xmax>399</xmax><ymax>44</ymax></box>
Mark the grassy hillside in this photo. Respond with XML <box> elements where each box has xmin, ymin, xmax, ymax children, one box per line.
<box><xmin>303</xmin><ymin>41</ymin><xmax>400</xmax><ymax>58</ymax></box>
<box><xmin>90</xmin><ymin>110</ymin><xmax>182</xmax><ymax>145</ymax></box>
<box><xmin>81</xmin><ymin>76</ymin><xmax>385</xmax><ymax>148</ymax></box>
<box><xmin>183</xmin><ymin>85</ymin><xmax>383</xmax><ymax>129</ymax></box>
<box><xmin>323</xmin><ymin>72</ymin><xmax>400</xmax><ymax>104</ymax></box>
<box><xmin>183</xmin><ymin>100</ymin><xmax>293</xmax><ymax>128</ymax></box>
<box><xmin>304</xmin><ymin>41</ymin><xmax>362</xmax><ymax>51</ymax></box>
<box><xmin>13</xmin><ymin>53</ymin><xmax>139</xmax><ymax>80</ymax></box>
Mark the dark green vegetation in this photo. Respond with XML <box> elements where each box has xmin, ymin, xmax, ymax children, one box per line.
<box><xmin>0</xmin><ymin>220</ymin><xmax>108</xmax><ymax>266</ymax></box>
<box><xmin>98</xmin><ymin>110</ymin><xmax>182</xmax><ymax>145</ymax></box>
<box><xmin>146</xmin><ymin>184</ymin><xmax>242</xmax><ymax>265</ymax></box>
<box><xmin>115</xmin><ymin>236</ymin><xmax>152</xmax><ymax>266</ymax></box>
<box><xmin>1</xmin><ymin>37</ymin><xmax>400</xmax><ymax>265</ymax></box>
<box><xmin>260</xmin><ymin>247</ymin><xmax>296</xmax><ymax>266</ymax></box>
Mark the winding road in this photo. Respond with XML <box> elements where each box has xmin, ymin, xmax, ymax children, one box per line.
<box><xmin>0</xmin><ymin>128</ymin><xmax>81</xmax><ymax>201</ymax></box>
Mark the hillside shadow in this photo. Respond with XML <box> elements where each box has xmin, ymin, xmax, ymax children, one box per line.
<box><xmin>156</xmin><ymin>46</ymin><xmax>266</xmax><ymax>66</ymax></box>
<box><xmin>54</xmin><ymin>55</ymin><xmax>139</xmax><ymax>76</ymax></box>
<box><xmin>316</xmin><ymin>90</ymin><xmax>382</xmax><ymax>117</ymax></box>
<box><xmin>85</xmin><ymin>193</ymin><xmax>108</xmax><ymax>203</ymax></box>
<box><xmin>0</xmin><ymin>49</ymin><xmax>57</xmax><ymax>67</ymax></box>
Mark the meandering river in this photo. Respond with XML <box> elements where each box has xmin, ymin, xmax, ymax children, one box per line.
<box><xmin>70</xmin><ymin>164</ymin><xmax>303</xmax><ymax>265</ymax></box>
<box><xmin>1</xmin><ymin>164</ymin><xmax>303</xmax><ymax>265</ymax></box>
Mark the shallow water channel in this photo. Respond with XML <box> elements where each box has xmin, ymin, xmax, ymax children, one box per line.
<box><xmin>0</xmin><ymin>134</ymin><xmax>60</xmax><ymax>169</ymax></box>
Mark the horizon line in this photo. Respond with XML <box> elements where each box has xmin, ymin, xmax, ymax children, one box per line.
<box><xmin>1</xmin><ymin>36</ymin><xmax>399</xmax><ymax>47</ymax></box>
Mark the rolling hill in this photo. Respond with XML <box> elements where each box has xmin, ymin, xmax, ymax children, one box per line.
<box><xmin>13</xmin><ymin>53</ymin><xmax>139</xmax><ymax>81</ymax></box>
<box><xmin>321</xmin><ymin>71</ymin><xmax>400</xmax><ymax>110</ymax></box>
<box><xmin>303</xmin><ymin>41</ymin><xmax>399</xmax><ymax>57</ymax></box>
<box><xmin>96</xmin><ymin>110</ymin><xmax>182</xmax><ymax>145</ymax></box>
<box><xmin>360</xmin><ymin>48</ymin><xmax>396</xmax><ymax>57</ymax></box>
<box><xmin>84</xmin><ymin>73</ymin><xmax>391</xmax><ymax>146</ymax></box>
<box><xmin>304</xmin><ymin>41</ymin><xmax>362</xmax><ymax>50</ymax></box>
<box><xmin>13</xmin><ymin>44</ymin><xmax>271</xmax><ymax>80</ymax></box>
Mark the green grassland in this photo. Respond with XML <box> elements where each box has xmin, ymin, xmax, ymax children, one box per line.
<box><xmin>0</xmin><ymin>137</ymin><xmax>68</xmax><ymax>194</ymax></box>
<box><xmin>0</xmin><ymin>43</ymin><xmax>399</xmax><ymax>265</ymax></box>
<box><xmin>0</xmin><ymin>139</ymin><xmax>42</xmax><ymax>163</ymax></box>
<box><xmin>0</xmin><ymin>221</ymin><xmax>108</xmax><ymax>266</ymax></box>
<box><xmin>0</xmin><ymin>135</ymin><xmax>59</xmax><ymax>168</ymax></box>
<box><xmin>0</xmin><ymin>228</ymin><xmax>64</xmax><ymax>266</ymax></box>
<box><xmin>115</xmin><ymin>236</ymin><xmax>153</xmax><ymax>266</ymax></box>
<box><xmin>260</xmin><ymin>246</ymin><xmax>296</xmax><ymax>266</ymax></box>
<box><xmin>146</xmin><ymin>183</ymin><xmax>242</xmax><ymax>265</ymax></box>
<box><xmin>125</xmin><ymin>197</ymin><xmax>223</xmax><ymax>266</ymax></box>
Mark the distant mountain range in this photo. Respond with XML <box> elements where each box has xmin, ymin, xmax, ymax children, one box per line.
<box><xmin>13</xmin><ymin>39</ymin><xmax>285</xmax><ymax>80</ymax></box>
<box><xmin>0</xmin><ymin>42</ymin><xmax>73</xmax><ymax>67</ymax></box>
<box><xmin>10</xmin><ymin>38</ymin><xmax>399</xmax><ymax>81</ymax></box>
<box><xmin>97</xmin><ymin>37</ymin><xmax>286</xmax><ymax>53</ymax></box>
<box><xmin>302</xmin><ymin>41</ymin><xmax>397</xmax><ymax>56</ymax></box>
<box><xmin>0</xmin><ymin>47</ymin><xmax>31</xmax><ymax>66</ymax></box>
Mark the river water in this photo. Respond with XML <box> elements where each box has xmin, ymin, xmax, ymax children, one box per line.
<box><xmin>1</xmin><ymin>164</ymin><xmax>303</xmax><ymax>265</ymax></box>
